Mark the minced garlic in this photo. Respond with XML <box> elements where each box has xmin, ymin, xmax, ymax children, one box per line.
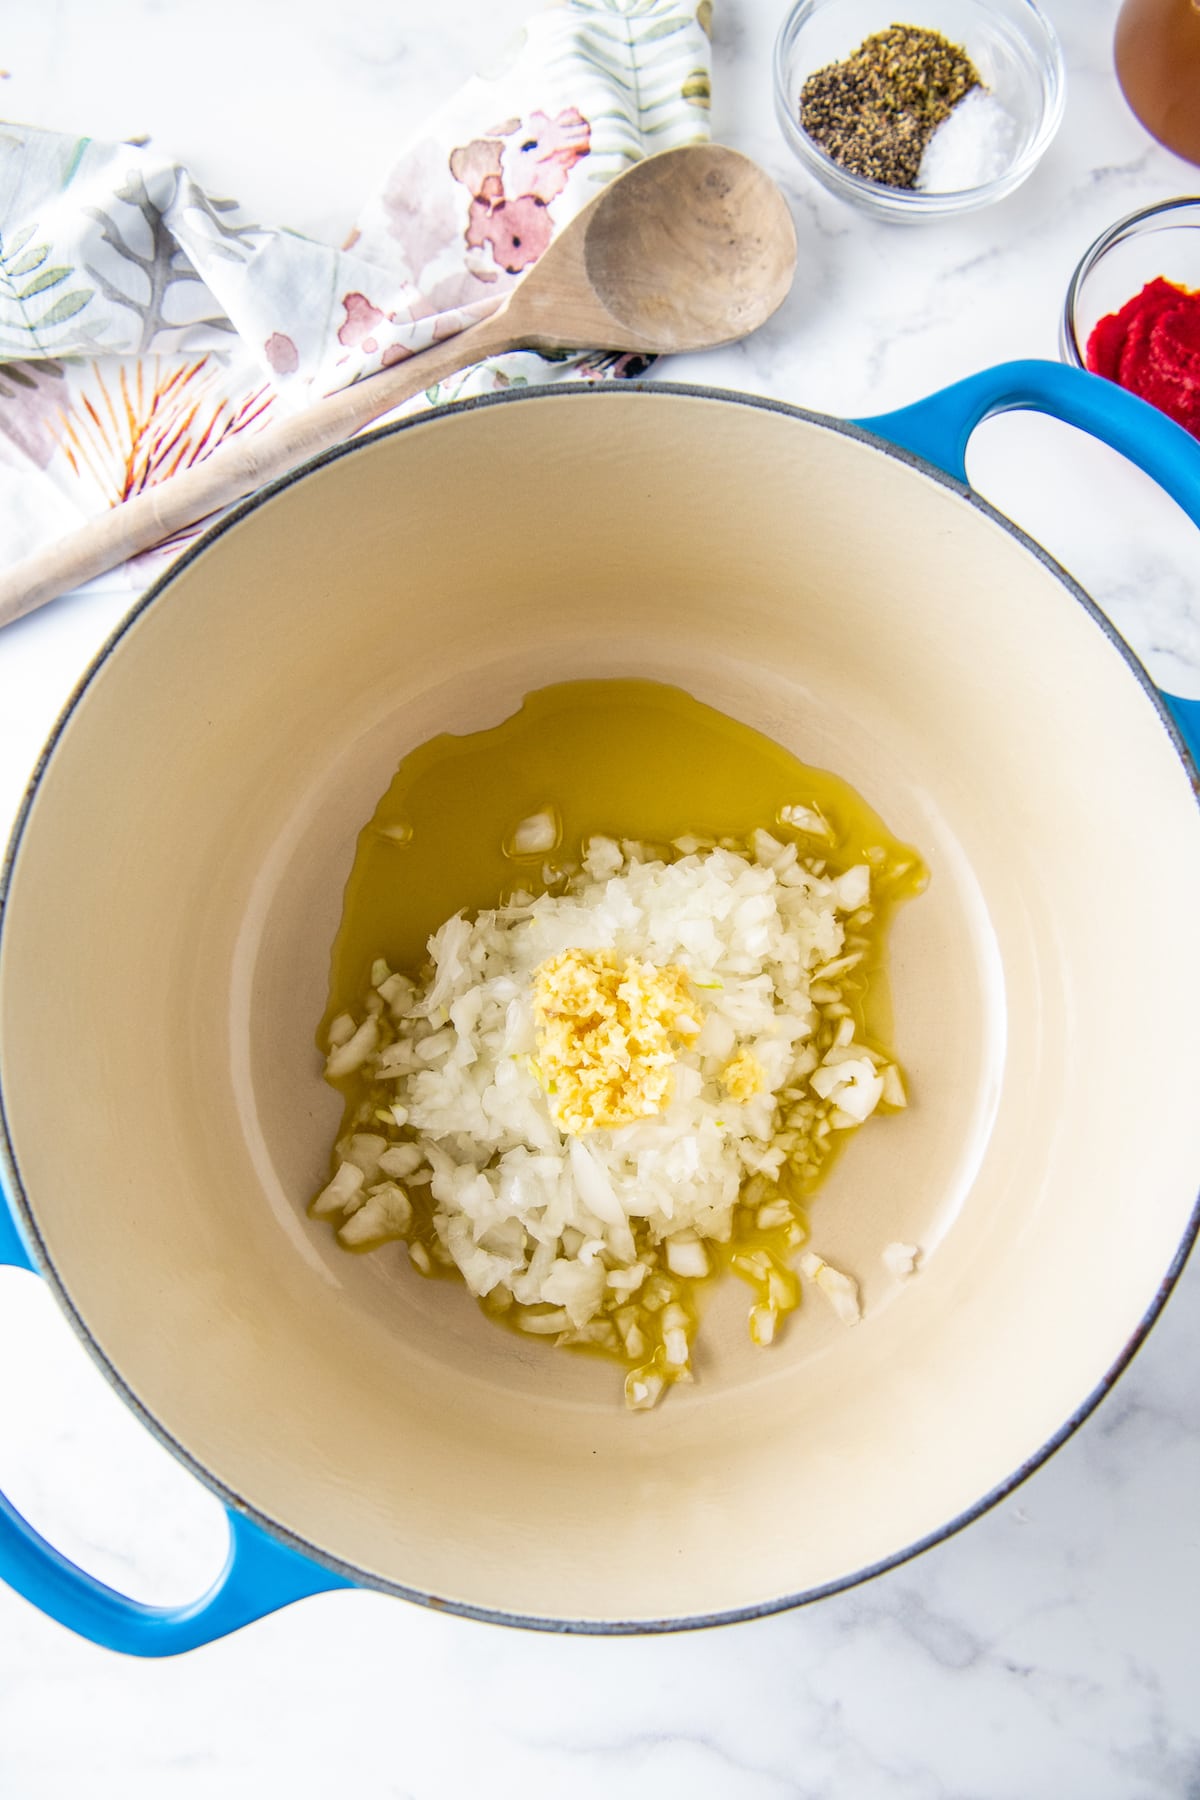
<box><xmin>721</xmin><ymin>1046</ymin><xmax>766</xmax><ymax>1101</ymax></box>
<box><xmin>531</xmin><ymin>948</ymin><xmax>701</xmax><ymax>1134</ymax></box>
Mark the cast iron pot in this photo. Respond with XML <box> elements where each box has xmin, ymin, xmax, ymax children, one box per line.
<box><xmin>1</xmin><ymin>361</ymin><xmax>1198</xmax><ymax>1655</ymax></box>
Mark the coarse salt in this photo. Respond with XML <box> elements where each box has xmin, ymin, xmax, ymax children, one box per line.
<box><xmin>916</xmin><ymin>88</ymin><xmax>1017</xmax><ymax>193</ymax></box>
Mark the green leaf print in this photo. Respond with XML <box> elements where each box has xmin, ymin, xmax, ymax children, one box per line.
<box><xmin>0</xmin><ymin>226</ymin><xmax>95</xmax><ymax>356</ymax></box>
<box><xmin>557</xmin><ymin>0</ymin><xmax>711</xmax><ymax>183</ymax></box>
<box><xmin>5</xmin><ymin>246</ymin><xmax>50</xmax><ymax>280</ymax></box>
<box><xmin>0</xmin><ymin>223</ymin><xmax>38</xmax><ymax>263</ymax></box>
<box><xmin>17</xmin><ymin>266</ymin><xmax>71</xmax><ymax>300</ymax></box>
<box><xmin>38</xmin><ymin>290</ymin><xmax>93</xmax><ymax>327</ymax></box>
<box><xmin>634</xmin><ymin>16</ymin><xmax>694</xmax><ymax>39</ymax></box>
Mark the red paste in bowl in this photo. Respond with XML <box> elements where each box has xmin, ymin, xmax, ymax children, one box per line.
<box><xmin>1085</xmin><ymin>276</ymin><xmax>1200</xmax><ymax>440</ymax></box>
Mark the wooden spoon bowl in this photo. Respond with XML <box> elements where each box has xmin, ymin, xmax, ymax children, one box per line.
<box><xmin>528</xmin><ymin>143</ymin><xmax>798</xmax><ymax>352</ymax></box>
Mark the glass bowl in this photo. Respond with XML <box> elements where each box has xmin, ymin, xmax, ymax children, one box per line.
<box><xmin>1062</xmin><ymin>196</ymin><xmax>1200</xmax><ymax>369</ymax></box>
<box><xmin>773</xmin><ymin>0</ymin><xmax>1066</xmax><ymax>223</ymax></box>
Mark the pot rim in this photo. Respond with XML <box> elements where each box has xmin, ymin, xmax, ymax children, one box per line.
<box><xmin>2</xmin><ymin>377</ymin><xmax>1198</xmax><ymax>1635</ymax></box>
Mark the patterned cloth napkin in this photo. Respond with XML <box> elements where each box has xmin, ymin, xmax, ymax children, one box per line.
<box><xmin>0</xmin><ymin>0</ymin><xmax>711</xmax><ymax>597</ymax></box>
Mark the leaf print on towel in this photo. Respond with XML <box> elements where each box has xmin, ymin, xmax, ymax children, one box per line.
<box><xmin>450</xmin><ymin>109</ymin><xmax>590</xmax><ymax>276</ymax></box>
<box><xmin>83</xmin><ymin>170</ymin><xmax>258</xmax><ymax>354</ymax></box>
<box><xmin>54</xmin><ymin>357</ymin><xmax>274</xmax><ymax>508</ymax></box>
<box><xmin>0</xmin><ymin>225</ymin><xmax>94</xmax><ymax>358</ymax></box>
<box><xmin>681</xmin><ymin>67</ymin><xmax>710</xmax><ymax>107</ymax></box>
<box><xmin>176</xmin><ymin>181</ymin><xmax>263</xmax><ymax>267</ymax></box>
<box><xmin>552</xmin><ymin>0</ymin><xmax>712</xmax><ymax>182</ymax></box>
<box><xmin>0</xmin><ymin>0</ymin><xmax>715</xmax><ymax>589</ymax></box>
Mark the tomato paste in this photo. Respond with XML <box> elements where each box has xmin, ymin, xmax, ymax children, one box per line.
<box><xmin>1086</xmin><ymin>275</ymin><xmax>1200</xmax><ymax>439</ymax></box>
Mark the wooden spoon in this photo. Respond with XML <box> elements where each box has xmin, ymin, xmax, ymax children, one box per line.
<box><xmin>0</xmin><ymin>145</ymin><xmax>796</xmax><ymax>628</ymax></box>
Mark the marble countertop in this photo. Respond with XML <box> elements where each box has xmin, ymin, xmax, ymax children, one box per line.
<box><xmin>2</xmin><ymin>1</ymin><xmax>1199</xmax><ymax>1793</ymax></box>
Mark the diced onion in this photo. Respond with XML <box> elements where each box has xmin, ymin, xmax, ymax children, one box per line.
<box><xmin>661</xmin><ymin>1302</ymin><xmax>691</xmax><ymax>1368</ymax></box>
<box><xmin>810</xmin><ymin>1056</ymin><xmax>884</xmax><ymax>1124</ymax></box>
<box><xmin>326</xmin><ymin>1013</ymin><xmax>357</xmax><ymax>1051</ymax></box>
<box><xmin>800</xmin><ymin>1251</ymin><xmax>862</xmax><ymax>1325</ymax></box>
<box><xmin>378</xmin><ymin>1143</ymin><xmax>424</xmax><ymax>1179</ymax></box>
<box><xmin>312</xmin><ymin>820</ymin><xmax>914</xmax><ymax>1410</ymax></box>
<box><xmin>582</xmin><ymin>835</ymin><xmax>623</xmax><ymax>877</ymax></box>
<box><xmin>568</xmin><ymin>1138</ymin><xmax>637</xmax><ymax>1262</ymax></box>
<box><xmin>337</xmin><ymin>1134</ymin><xmax>387</xmax><ymax>1181</ymax></box>
<box><xmin>812</xmin><ymin>952</ymin><xmax>864</xmax><ymax>982</ymax></box>
<box><xmin>325</xmin><ymin>1015</ymin><xmax>379</xmax><ymax>1078</ymax></box>
<box><xmin>778</xmin><ymin>801</ymin><xmax>834</xmax><ymax>840</ymax></box>
<box><xmin>515</xmin><ymin>1306</ymin><xmax>571</xmax><ymax>1334</ymax></box>
<box><xmin>506</xmin><ymin>809</ymin><xmax>559</xmax><ymax>857</ymax></box>
<box><xmin>882</xmin><ymin>1240</ymin><xmax>920</xmax><ymax>1278</ymax></box>
<box><xmin>731</xmin><ymin>1248</ymin><xmax>772</xmax><ymax>1282</ymax></box>
<box><xmin>881</xmin><ymin>1064</ymin><xmax>908</xmax><ymax>1109</ymax></box>
<box><xmin>311</xmin><ymin>1161</ymin><xmax>364</xmax><ymax>1218</ymax></box>
<box><xmin>833</xmin><ymin>865</ymin><xmax>871</xmax><ymax>911</ymax></box>
<box><xmin>664</xmin><ymin>1231</ymin><xmax>709</xmax><ymax>1278</ymax></box>
<box><xmin>606</xmin><ymin>1262</ymin><xmax>648</xmax><ymax>1298</ymax></box>
<box><xmin>767</xmin><ymin>1264</ymin><xmax>798</xmax><ymax>1311</ymax></box>
<box><xmin>625</xmin><ymin>1368</ymin><xmax>666</xmax><ymax>1410</ymax></box>
<box><xmin>378</xmin><ymin>973</ymin><xmax>415</xmax><ymax>1015</ymax></box>
<box><xmin>749</xmin><ymin>1303</ymin><xmax>777</xmax><ymax>1346</ymax></box>
<box><xmin>639</xmin><ymin>1272</ymin><xmax>678</xmax><ymax>1313</ymax></box>
<box><xmin>337</xmin><ymin>1183</ymin><xmax>413</xmax><ymax>1246</ymax></box>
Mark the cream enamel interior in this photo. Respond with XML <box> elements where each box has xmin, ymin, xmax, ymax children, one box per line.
<box><xmin>2</xmin><ymin>388</ymin><xmax>1199</xmax><ymax>1626</ymax></box>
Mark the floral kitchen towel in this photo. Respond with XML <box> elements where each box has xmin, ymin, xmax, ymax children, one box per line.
<box><xmin>0</xmin><ymin>0</ymin><xmax>711</xmax><ymax>593</ymax></box>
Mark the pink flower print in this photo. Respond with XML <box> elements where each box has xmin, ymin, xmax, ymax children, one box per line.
<box><xmin>338</xmin><ymin>293</ymin><xmax>387</xmax><ymax>349</ymax></box>
<box><xmin>464</xmin><ymin>194</ymin><xmax>551</xmax><ymax>274</ymax></box>
<box><xmin>449</xmin><ymin>109</ymin><xmax>591</xmax><ymax>278</ymax></box>
<box><xmin>502</xmin><ymin>109</ymin><xmax>591</xmax><ymax>204</ymax></box>
<box><xmin>264</xmin><ymin>332</ymin><xmax>299</xmax><ymax>375</ymax></box>
<box><xmin>449</xmin><ymin>140</ymin><xmax>505</xmax><ymax>205</ymax></box>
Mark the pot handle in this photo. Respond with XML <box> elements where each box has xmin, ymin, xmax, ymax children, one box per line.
<box><xmin>855</xmin><ymin>358</ymin><xmax>1200</xmax><ymax>771</ymax></box>
<box><xmin>0</xmin><ymin>1186</ymin><xmax>352</xmax><ymax>1656</ymax></box>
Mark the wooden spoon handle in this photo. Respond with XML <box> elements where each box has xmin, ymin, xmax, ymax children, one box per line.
<box><xmin>0</xmin><ymin>302</ymin><xmax>515</xmax><ymax>630</ymax></box>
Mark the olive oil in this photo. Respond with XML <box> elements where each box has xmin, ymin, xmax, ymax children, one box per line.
<box><xmin>318</xmin><ymin>679</ymin><xmax>926</xmax><ymax>1387</ymax></box>
<box><xmin>325</xmin><ymin>678</ymin><xmax>922</xmax><ymax>1035</ymax></box>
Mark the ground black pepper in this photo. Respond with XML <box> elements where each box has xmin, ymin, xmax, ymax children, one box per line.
<box><xmin>799</xmin><ymin>24</ymin><xmax>981</xmax><ymax>189</ymax></box>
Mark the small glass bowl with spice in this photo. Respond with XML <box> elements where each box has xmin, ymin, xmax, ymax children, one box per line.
<box><xmin>773</xmin><ymin>0</ymin><xmax>1066</xmax><ymax>222</ymax></box>
<box><xmin>1063</xmin><ymin>197</ymin><xmax>1200</xmax><ymax>443</ymax></box>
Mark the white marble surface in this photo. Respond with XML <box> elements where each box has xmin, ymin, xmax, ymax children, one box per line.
<box><xmin>2</xmin><ymin>1</ymin><xmax>1200</xmax><ymax>1792</ymax></box>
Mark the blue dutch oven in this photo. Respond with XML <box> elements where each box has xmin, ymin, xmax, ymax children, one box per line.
<box><xmin>1</xmin><ymin>360</ymin><xmax>1198</xmax><ymax>1653</ymax></box>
